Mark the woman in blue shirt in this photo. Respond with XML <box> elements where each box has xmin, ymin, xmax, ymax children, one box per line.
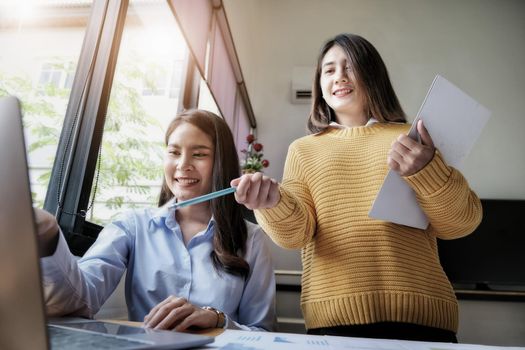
<box><xmin>35</xmin><ymin>109</ymin><xmax>276</xmax><ymax>331</ymax></box>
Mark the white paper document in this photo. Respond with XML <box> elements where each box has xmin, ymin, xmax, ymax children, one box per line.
<box><xmin>207</xmin><ymin>329</ymin><xmax>524</xmax><ymax>350</ymax></box>
<box><xmin>209</xmin><ymin>330</ymin><xmax>332</xmax><ymax>350</ymax></box>
<box><xmin>368</xmin><ymin>75</ymin><xmax>491</xmax><ymax>229</ymax></box>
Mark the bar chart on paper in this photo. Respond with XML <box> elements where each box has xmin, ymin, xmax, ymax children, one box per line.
<box><xmin>212</xmin><ymin>330</ymin><xmax>331</xmax><ymax>350</ymax></box>
<box><xmin>209</xmin><ymin>330</ymin><xmax>523</xmax><ymax>350</ymax></box>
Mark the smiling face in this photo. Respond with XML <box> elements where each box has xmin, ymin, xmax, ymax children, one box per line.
<box><xmin>164</xmin><ymin>122</ymin><xmax>214</xmax><ymax>203</ymax></box>
<box><xmin>319</xmin><ymin>44</ymin><xmax>367</xmax><ymax>125</ymax></box>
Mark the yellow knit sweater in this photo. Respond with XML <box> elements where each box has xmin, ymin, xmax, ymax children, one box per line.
<box><xmin>255</xmin><ymin>123</ymin><xmax>482</xmax><ymax>332</ymax></box>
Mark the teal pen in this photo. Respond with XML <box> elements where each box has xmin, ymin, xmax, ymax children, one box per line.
<box><xmin>170</xmin><ymin>187</ymin><xmax>237</xmax><ymax>209</ymax></box>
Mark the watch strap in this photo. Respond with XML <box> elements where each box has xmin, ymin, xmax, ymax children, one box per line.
<box><xmin>202</xmin><ymin>306</ymin><xmax>226</xmax><ymax>328</ymax></box>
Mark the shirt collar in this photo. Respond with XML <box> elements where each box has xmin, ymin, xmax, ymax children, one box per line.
<box><xmin>148</xmin><ymin>198</ymin><xmax>216</xmax><ymax>236</ymax></box>
<box><xmin>148</xmin><ymin>198</ymin><xmax>175</xmax><ymax>229</ymax></box>
<box><xmin>329</xmin><ymin>117</ymin><xmax>378</xmax><ymax>128</ymax></box>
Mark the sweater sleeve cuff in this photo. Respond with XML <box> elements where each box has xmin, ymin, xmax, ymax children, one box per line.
<box><xmin>255</xmin><ymin>187</ymin><xmax>297</xmax><ymax>224</ymax></box>
<box><xmin>404</xmin><ymin>151</ymin><xmax>452</xmax><ymax>196</ymax></box>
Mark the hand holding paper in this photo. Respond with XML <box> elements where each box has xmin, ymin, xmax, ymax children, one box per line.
<box><xmin>369</xmin><ymin>75</ymin><xmax>491</xmax><ymax>229</ymax></box>
<box><xmin>387</xmin><ymin>120</ymin><xmax>436</xmax><ymax>177</ymax></box>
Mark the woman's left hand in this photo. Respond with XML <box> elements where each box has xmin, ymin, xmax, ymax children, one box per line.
<box><xmin>387</xmin><ymin>120</ymin><xmax>435</xmax><ymax>176</ymax></box>
<box><xmin>143</xmin><ymin>296</ymin><xmax>218</xmax><ymax>331</ymax></box>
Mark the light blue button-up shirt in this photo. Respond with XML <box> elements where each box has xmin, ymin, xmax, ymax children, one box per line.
<box><xmin>41</xmin><ymin>200</ymin><xmax>276</xmax><ymax>331</ymax></box>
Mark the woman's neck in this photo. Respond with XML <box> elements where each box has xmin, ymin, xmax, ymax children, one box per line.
<box><xmin>335</xmin><ymin>111</ymin><xmax>369</xmax><ymax>127</ymax></box>
<box><xmin>175</xmin><ymin>202</ymin><xmax>211</xmax><ymax>223</ymax></box>
<box><xmin>175</xmin><ymin>203</ymin><xmax>212</xmax><ymax>245</ymax></box>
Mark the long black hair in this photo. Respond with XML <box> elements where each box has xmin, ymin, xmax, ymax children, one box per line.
<box><xmin>158</xmin><ymin>110</ymin><xmax>249</xmax><ymax>278</ymax></box>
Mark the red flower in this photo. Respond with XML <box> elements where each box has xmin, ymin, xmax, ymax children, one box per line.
<box><xmin>241</xmin><ymin>134</ymin><xmax>269</xmax><ymax>172</ymax></box>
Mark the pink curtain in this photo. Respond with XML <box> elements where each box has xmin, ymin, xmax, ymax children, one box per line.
<box><xmin>170</xmin><ymin>0</ymin><xmax>254</xmax><ymax>156</ymax></box>
<box><xmin>168</xmin><ymin>0</ymin><xmax>212</xmax><ymax>76</ymax></box>
<box><xmin>209</xmin><ymin>25</ymin><xmax>236</xmax><ymax>124</ymax></box>
<box><xmin>235</xmin><ymin>95</ymin><xmax>250</xmax><ymax>160</ymax></box>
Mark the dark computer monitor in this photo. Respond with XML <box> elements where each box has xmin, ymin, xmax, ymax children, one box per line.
<box><xmin>438</xmin><ymin>199</ymin><xmax>525</xmax><ymax>290</ymax></box>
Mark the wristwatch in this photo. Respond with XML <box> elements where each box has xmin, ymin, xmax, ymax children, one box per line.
<box><xmin>201</xmin><ymin>306</ymin><xmax>226</xmax><ymax>328</ymax></box>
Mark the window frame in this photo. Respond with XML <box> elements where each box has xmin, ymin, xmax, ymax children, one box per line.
<box><xmin>44</xmin><ymin>0</ymin><xmax>129</xmax><ymax>244</ymax></box>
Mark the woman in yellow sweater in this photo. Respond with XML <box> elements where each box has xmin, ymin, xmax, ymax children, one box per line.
<box><xmin>231</xmin><ymin>33</ymin><xmax>482</xmax><ymax>342</ymax></box>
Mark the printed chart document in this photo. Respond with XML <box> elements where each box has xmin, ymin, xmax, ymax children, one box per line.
<box><xmin>208</xmin><ymin>329</ymin><xmax>523</xmax><ymax>350</ymax></box>
<box><xmin>369</xmin><ymin>75</ymin><xmax>491</xmax><ymax>229</ymax></box>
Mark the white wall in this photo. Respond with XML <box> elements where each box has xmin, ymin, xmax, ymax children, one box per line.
<box><xmin>224</xmin><ymin>0</ymin><xmax>525</xmax><ymax>272</ymax></box>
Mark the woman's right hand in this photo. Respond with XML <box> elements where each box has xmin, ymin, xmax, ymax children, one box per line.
<box><xmin>231</xmin><ymin>172</ymin><xmax>280</xmax><ymax>210</ymax></box>
<box><xmin>34</xmin><ymin>207</ymin><xmax>60</xmax><ymax>257</ymax></box>
<box><xmin>144</xmin><ymin>296</ymin><xmax>218</xmax><ymax>331</ymax></box>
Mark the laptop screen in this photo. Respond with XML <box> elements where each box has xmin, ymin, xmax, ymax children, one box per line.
<box><xmin>0</xmin><ymin>96</ymin><xmax>49</xmax><ymax>350</ymax></box>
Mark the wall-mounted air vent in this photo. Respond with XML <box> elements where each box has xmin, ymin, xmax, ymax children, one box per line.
<box><xmin>291</xmin><ymin>66</ymin><xmax>314</xmax><ymax>104</ymax></box>
<box><xmin>294</xmin><ymin>90</ymin><xmax>312</xmax><ymax>100</ymax></box>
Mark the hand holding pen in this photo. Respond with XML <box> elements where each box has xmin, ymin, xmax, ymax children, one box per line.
<box><xmin>169</xmin><ymin>173</ymin><xmax>280</xmax><ymax>210</ymax></box>
<box><xmin>230</xmin><ymin>172</ymin><xmax>280</xmax><ymax>210</ymax></box>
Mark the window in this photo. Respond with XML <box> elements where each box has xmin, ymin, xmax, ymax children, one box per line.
<box><xmin>38</xmin><ymin>63</ymin><xmax>62</xmax><ymax>89</ymax></box>
<box><xmin>0</xmin><ymin>0</ymin><xmax>92</xmax><ymax>206</ymax></box>
<box><xmin>88</xmin><ymin>0</ymin><xmax>189</xmax><ymax>224</ymax></box>
<box><xmin>197</xmin><ymin>78</ymin><xmax>221</xmax><ymax>117</ymax></box>
<box><xmin>24</xmin><ymin>0</ymin><xmax>259</xmax><ymax>255</ymax></box>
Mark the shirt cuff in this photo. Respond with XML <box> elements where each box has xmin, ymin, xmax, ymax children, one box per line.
<box><xmin>223</xmin><ymin>315</ymin><xmax>263</xmax><ymax>331</ymax></box>
<box><xmin>403</xmin><ymin>151</ymin><xmax>452</xmax><ymax>196</ymax></box>
<box><xmin>40</xmin><ymin>231</ymin><xmax>76</xmax><ymax>284</ymax></box>
<box><xmin>223</xmin><ymin>315</ymin><xmax>233</xmax><ymax>330</ymax></box>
